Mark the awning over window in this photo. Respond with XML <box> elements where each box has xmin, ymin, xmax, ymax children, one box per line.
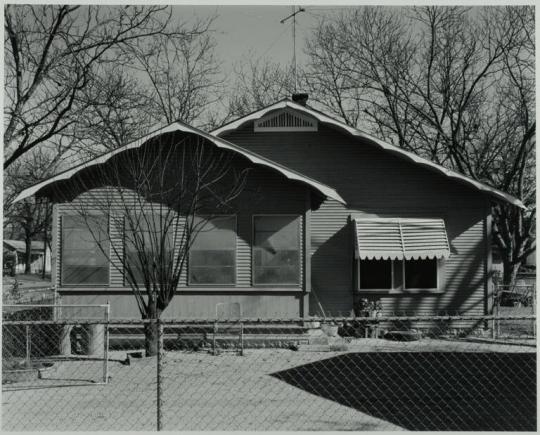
<box><xmin>353</xmin><ymin>218</ymin><xmax>450</xmax><ymax>260</ymax></box>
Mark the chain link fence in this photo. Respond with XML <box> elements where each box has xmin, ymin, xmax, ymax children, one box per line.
<box><xmin>494</xmin><ymin>284</ymin><xmax>536</xmax><ymax>338</ymax></box>
<box><xmin>2</xmin><ymin>314</ymin><xmax>536</xmax><ymax>431</ymax></box>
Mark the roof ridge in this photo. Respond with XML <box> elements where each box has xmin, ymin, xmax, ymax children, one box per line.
<box><xmin>14</xmin><ymin>121</ymin><xmax>345</xmax><ymax>205</ymax></box>
<box><xmin>210</xmin><ymin>100</ymin><xmax>524</xmax><ymax>209</ymax></box>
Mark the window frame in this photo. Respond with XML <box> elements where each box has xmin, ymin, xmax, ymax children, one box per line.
<box><xmin>60</xmin><ymin>213</ymin><xmax>110</xmax><ymax>287</ymax></box>
<box><xmin>357</xmin><ymin>258</ymin><xmax>395</xmax><ymax>292</ymax></box>
<box><xmin>187</xmin><ymin>214</ymin><xmax>237</xmax><ymax>287</ymax></box>
<box><xmin>252</xmin><ymin>214</ymin><xmax>302</xmax><ymax>287</ymax></box>
<box><xmin>402</xmin><ymin>258</ymin><xmax>440</xmax><ymax>291</ymax></box>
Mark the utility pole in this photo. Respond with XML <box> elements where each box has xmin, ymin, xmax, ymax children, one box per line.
<box><xmin>280</xmin><ymin>6</ymin><xmax>305</xmax><ymax>92</ymax></box>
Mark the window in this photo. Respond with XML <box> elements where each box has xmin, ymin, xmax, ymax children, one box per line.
<box><xmin>62</xmin><ymin>215</ymin><xmax>109</xmax><ymax>285</ymax></box>
<box><xmin>359</xmin><ymin>259</ymin><xmax>392</xmax><ymax>290</ymax></box>
<box><xmin>404</xmin><ymin>259</ymin><xmax>438</xmax><ymax>289</ymax></box>
<box><xmin>189</xmin><ymin>216</ymin><xmax>236</xmax><ymax>285</ymax></box>
<box><xmin>253</xmin><ymin>215</ymin><xmax>300</xmax><ymax>285</ymax></box>
<box><xmin>124</xmin><ymin>214</ymin><xmax>175</xmax><ymax>285</ymax></box>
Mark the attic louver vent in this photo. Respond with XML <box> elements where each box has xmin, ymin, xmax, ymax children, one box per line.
<box><xmin>254</xmin><ymin>109</ymin><xmax>318</xmax><ymax>132</ymax></box>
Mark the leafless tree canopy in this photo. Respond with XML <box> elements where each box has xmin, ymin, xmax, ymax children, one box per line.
<box><xmin>52</xmin><ymin>133</ymin><xmax>248</xmax><ymax>354</ymax></box>
<box><xmin>303</xmin><ymin>6</ymin><xmax>535</xmax><ymax>283</ymax></box>
<box><xmin>4</xmin><ymin>4</ymin><xmax>219</xmax><ymax>168</ymax></box>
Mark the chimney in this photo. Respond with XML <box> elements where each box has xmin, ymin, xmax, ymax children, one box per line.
<box><xmin>292</xmin><ymin>93</ymin><xmax>309</xmax><ymax>106</ymax></box>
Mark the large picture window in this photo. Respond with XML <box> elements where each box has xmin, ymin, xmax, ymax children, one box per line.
<box><xmin>359</xmin><ymin>259</ymin><xmax>393</xmax><ymax>290</ymax></box>
<box><xmin>404</xmin><ymin>259</ymin><xmax>438</xmax><ymax>289</ymax></box>
<box><xmin>62</xmin><ymin>215</ymin><xmax>109</xmax><ymax>285</ymax></box>
<box><xmin>124</xmin><ymin>214</ymin><xmax>175</xmax><ymax>285</ymax></box>
<box><xmin>253</xmin><ymin>215</ymin><xmax>300</xmax><ymax>286</ymax></box>
<box><xmin>189</xmin><ymin>216</ymin><xmax>236</xmax><ymax>285</ymax></box>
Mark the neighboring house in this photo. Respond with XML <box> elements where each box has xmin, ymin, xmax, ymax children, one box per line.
<box><xmin>3</xmin><ymin>240</ymin><xmax>51</xmax><ymax>275</ymax></box>
<box><xmin>15</xmin><ymin>95</ymin><xmax>524</xmax><ymax>319</ymax></box>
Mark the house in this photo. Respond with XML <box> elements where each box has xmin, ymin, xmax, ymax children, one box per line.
<box><xmin>14</xmin><ymin>95</ymin><xmax>524</xmax><ymax>319</ymax></box>
<box><xmin>3</xmin><ymin>240</ymin><xmax>51</xmax><ymax>275</ymax></box>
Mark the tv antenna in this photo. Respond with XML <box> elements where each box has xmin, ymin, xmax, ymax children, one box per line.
<box><xmin>280</xmin><ymin>6</ymin><xmax>305</xmax><ymax>92</ymax></box>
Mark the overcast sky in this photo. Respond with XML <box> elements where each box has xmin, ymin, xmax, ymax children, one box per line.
<box><xmin>172</xmin><ymin>5</ymin><xmax>346</xmax><ymax>76</ymax></box>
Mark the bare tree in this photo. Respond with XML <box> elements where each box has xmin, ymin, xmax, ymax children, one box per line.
<box><xmin>224</xmin><ymin>56</ymin><xmax>295</xmax><ymax>121</ymax></box>
<box><xmin>128</xmin><ymin>21</ymin><xmax>223</xmax><ymax>129</ymax></box>
<box><xmin>305</xmin><ymin>6</ymin><xmax>535</xmax><ymax>284</ymax></box>
<box><xmin>74</xmin><ymin>67</ymin><xmax>155</xmax><ymax>157</ymax></box>
<box><xmin>4</xmin><ymin>148</ymin><xmax>56</xmax><ymax>274</ymax></box>
<box><xmin>54</xmin><ymin>133</ymin><xmax>248</xmax><ymax>355</ymax></box>
<box><xmin>3</xmin><ymin>4</ymin><xmax>211</xmax><ymax>168</ymax></box>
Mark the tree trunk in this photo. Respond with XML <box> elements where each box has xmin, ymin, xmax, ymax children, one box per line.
<box><xmin>143</xmin><ymin>299</ymin><xmax>162</xmax><ymax>357</ymax></box>
<box><xmin>502</xmin><ymin>260</ymin><xmax>521</xmax><ymax>286</ymax></box>
<box><xmin>24</xmin><ymin>235</ymin><xmax>32</xmax><ymax>274</ymax></box>
<box><xmin>144</xmin><ymin>322</ymin><xmax>160</xmax><ymax>357</ymax></box>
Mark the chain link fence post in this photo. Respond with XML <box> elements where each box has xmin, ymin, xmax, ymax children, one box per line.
<box><xmin>156</xmin><ymin>318</ymin><xmax>164</xmax><ymax>431</ymax></box>
<box><xmin>102</xmin><ymin>301</ymin><xmax>110</xmax><ymax>383</ymax></box>
<box><xmin>25</xmin><ymin>324</ymin><xmax>31</xmax><ymax>368</ymax></box>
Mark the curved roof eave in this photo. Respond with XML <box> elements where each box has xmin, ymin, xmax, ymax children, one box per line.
<box><xmin>14</xmin><ymin>121</ymin><xmax>346</xmax><ymax>205</ymax></box>
<box><xmin>211</xmin><ymin>101</ymin><xmax>525</xmax><ymax>209</ymax></box>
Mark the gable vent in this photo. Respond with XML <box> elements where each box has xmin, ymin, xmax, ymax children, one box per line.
<box><xmin>254</xmin><ymin>109</ymin><xmax>318</xmax><ymax>132</ymax></box>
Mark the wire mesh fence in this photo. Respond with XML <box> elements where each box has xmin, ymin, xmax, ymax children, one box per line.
<box><xmin>2</xmin><ymin>314</ymin><xmax>536</xmax><ymax>431</ymax></box>
<box><xmin>494</xmin><ymin>284</ymin><xmax>536</xmax><ymax>338</ymax></box>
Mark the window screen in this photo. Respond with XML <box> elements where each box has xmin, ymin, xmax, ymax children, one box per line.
<box><xmin>124</xmin><ymin>214</ymin><xmax>175</xmax><ymax>285</ymax></box>
<box><xmin>253</xmin><ymin>215</ymin><xmax>300</xmax><ymax>285</ymax></box>
<box><xmin>405</xmin><ymin>259</ymin><xmax>438</xmax><ymax>289</ymax></box>
<box><xmin>359</xmin><ymin>259</ymin><xmax>392</xmax><ymax>289</ymax></box>
<box><xmin>189</xmin><ymin>216</ymin><xmax>236</xmax><ymax>285</ymax></box>
<box><xmin>62</xmin><ymin>215</ymin><xmax>109</xmax><ymax>285</ymax></box>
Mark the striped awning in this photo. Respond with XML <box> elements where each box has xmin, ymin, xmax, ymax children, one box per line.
<box><xmin>353</xmin><ymin>218</ymin><xmax>450</xmax><ymax>260</ymax></box>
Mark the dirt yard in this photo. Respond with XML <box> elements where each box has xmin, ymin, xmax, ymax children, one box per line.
<box><xmin>2</xmin><ymin>338</ymin><xmax>536</xmax><ymax>431</ymax></box>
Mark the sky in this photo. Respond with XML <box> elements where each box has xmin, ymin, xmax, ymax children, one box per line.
<box><xmin>171</xmin><ymin>5</ymin><xmax>346</xmax><ymax>77</ymax></box>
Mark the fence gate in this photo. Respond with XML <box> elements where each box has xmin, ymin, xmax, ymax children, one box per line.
<box><xmin>2</xmin><ymin>304</ymin><xmax>110</xmax><ymax>392</ymax></box>
<box><xmin>493</xmin><ymin>284</ymin><xmax>536</xmax><ymax>338</ymax></box>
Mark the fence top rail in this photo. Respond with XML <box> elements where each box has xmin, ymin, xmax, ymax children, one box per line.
<box><xmin>3</xmin><ymin>304</ymin><xmax>109</xmax><ymax>308</ymax></box>
<box><xmin>496</xmin><ymin>284</ymin><xmax>535</xmax><ymax>290</ymax></box>
<box><xmin>2</xmin><ymin>314</ymin><xmax>536</xmax><ymax>326</ymax></box>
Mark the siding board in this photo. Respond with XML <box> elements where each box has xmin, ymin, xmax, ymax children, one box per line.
<box><xmin>56</xmin><ymin>166</ymin><xmax>308</xmax><ymax>318</ymax></box>
<box><xmin>55</xmin><ymin>119</ymin><xmax>491</xmax><ymax>319</ymax></box>
<box><xmin>223</xmin><ymin>122</ymin><xmax>490</xmax><ymax>317</ymax></box>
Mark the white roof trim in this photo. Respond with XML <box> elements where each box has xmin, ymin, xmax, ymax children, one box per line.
<box><xmin>14</xmin><ymin>121</ymin><xmax>346</xmax><ymax>205</ymax></box>
<box><xmin>212</xmin><ymin>100</ymin><xmax>524</xmax><ymax>209</ymax></box>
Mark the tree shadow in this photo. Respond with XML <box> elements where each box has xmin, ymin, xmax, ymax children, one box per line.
<box><xmin>271</xmin><ymin>352</ymin><xmax>536</xmax><ymax>431</ymax></box>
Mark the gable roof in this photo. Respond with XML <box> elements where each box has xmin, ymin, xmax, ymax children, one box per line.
<box><xmin>211</xmin><ymin>100</ymin><xmax>525</xmax><ymax>209</ymax></box>
<box><xmin>14</xmin><ymin>120</ymin><xmax>345</xmax><ymax>205</ymax></box>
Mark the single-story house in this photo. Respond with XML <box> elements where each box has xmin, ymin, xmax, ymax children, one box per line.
<box><xmin>3</xmin><ymin>240</ymin><xmax>51</xmax><ymax>275</ymax></box>
<box><xmin>15</xmin><ymin>95</ymin><xmax>524</xmax><ymax>319</ymax></box>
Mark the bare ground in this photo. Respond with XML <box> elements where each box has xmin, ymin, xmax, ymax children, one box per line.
<box><xmin>2</xmin><ymin>338</ymin><xmax>536</xmax><ymax>431</ymax></box>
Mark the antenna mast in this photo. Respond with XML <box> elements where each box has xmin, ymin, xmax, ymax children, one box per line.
<box><xmin>280</xmin><ymin>6</ymin><xmax>305</xmax><ymax>92</ymax></box>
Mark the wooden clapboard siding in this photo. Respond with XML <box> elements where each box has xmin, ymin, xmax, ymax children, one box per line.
<box><xmin>60</xmin><ymin>293</ymin><xmax>301</xmax><ymax>319</ymax></box>
<box><xmin>55</xmin><ymin>165</ymin><xmax>308</xmax><ymax>318</ymax></box>
<box><xmin>54</xmin><ymin>116</ymin><xmax>494</xmax><ymax>319</ymax></box>
<box><xmin>222</xmin><ymin>122</ymin><xmax>491</xmax><ymax>316</ymax></box>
